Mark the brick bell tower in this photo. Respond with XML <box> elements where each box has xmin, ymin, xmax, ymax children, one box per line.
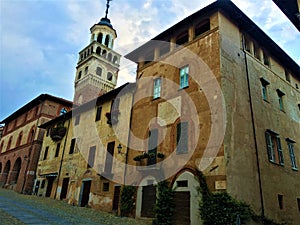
<box><xmin>73</xmin><ymin>0</ymin><xmax>120</xmax><ymax>105</ymax></box>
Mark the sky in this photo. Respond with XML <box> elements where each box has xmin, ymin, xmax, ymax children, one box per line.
<box><xmin>0</xmin><ymin>0</ymin><xmax>299</xmax><ymax>120</ymax></box>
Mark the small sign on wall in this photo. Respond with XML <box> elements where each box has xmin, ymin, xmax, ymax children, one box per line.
<box><xmin>215</xmin><ymin>180</ymin><xmax>226</xmax><ymax>190</ymax></box>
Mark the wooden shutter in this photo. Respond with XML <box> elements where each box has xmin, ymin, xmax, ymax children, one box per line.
<box><xmin>88</xmin><ymin>146</ymin><xmax>96</xmax><ymax>168</ymax></box>
<box><xmin>177</xmin><ymin>122</ymin><xmax>188</xmax><ymax>154</ymax></box>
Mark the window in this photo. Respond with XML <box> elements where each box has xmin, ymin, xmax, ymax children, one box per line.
<box><xmin>107</xmin><ymin>72</ymin><xmax>113</xmax><ymax>81</ymax></box>
<box><xmin>102</xmin><ymin>182</ymin><xmax>109</xmax><ymax>192</ymax></box>
<box><xmin>176</xmin><ymin>180</ymin><xmax>188</xmax><ymax>187</ymax></box>
<box><xmin>260</xmin><ymin>78</ymin><xmax>270</xmax><ymax>101</ymax></box>
<box><xmin>96</xmin><ymin>67</ymin><xmax>102</xmax><ymax>76</ymax></box>
<box><xmin>277</xmin><ymin>89</ymin><xmax>285</xmax><ymax>111</ymax></box>
<box><xmin>69</xmin><ymin>138</ymin><xmax>76</xmax><ymax>154</ymax></box>
<box><xmin>104</xmin><ymin>142</ymin><xmax>115</xmax><ymax>173</ymax></box>
<box><xmin>296</xmin><ymin>83</ymin><xmax>299</xmax><ymax>89</ymax></box>
<box><xmin>177</xmin><ymin>122</ymin><xmax>188</xmax><ymax>154</ymax></box>
<box><xmin>55</xmin><ymin>143</ymin><xmax>61</xmax><ymax>157</ymax></box>
<box><xmin>95</xmin><ymin>106</ymin><xmax>102</xmax><ymax>121</ymax></box>
<box><xmin>244</xmin><ymin>36</ymin><xmax>251</xmax><ymax>53</ymax></box>
<box><xmin>253</xmin><ymin>43</ymin><xmax>260</xmax><ymax>60</ymax></box>
<box><xmin>153</xmin><ymin>78</ymin><xmax>161</xmax><ymax>99</ymax></box>
<box><xmin>16</xmin><ymin>132</ymin><xmax>23</xmax><ymax>147</ymax></box>
<box><xmin>43</xmin><ymin>146</ymin><xmax>49</xmax><ymax>160</ymax></box>
<box><xmin>46</xmin><ymin>128</ymin><xmax>51</xmax><ymax>137</ymax></box>
<box><xmin>85</xmin><ymin>66</ymin><xmax>88</xmax><ymax>75</ymax></box>
<box><xmin>159</xmin><ymin>42</ymin><xmax>170</xmax><ymax>56</ymax></box>
<box><xmin>60</xmin><ymin>108</ymin><xmax>67</xmax><ymax>115</ymax></box>
<box><xmin>297</xmin><ymin>198</ymin><xmax>300</xmax><ymax>212</ymax></box>
<box><xmin>88</xmin><ymin>146</ymin><xmax>96</xmax><ymax>168</ymax></box>
<box><xmin>180</xmin><ymin>66</ymin><xmax>189</xmax><ymax>89</ymax></box>
<box><xmin>78</xmin><ymin>71</ymin><xmax>82</xmax><ymax>80</ymax></box>
<box><xmin>176</xmin><ymin>31</ymin><xmax>189</xmax><ymax>46</ymax></box>
<box><xmin>284</xmin><ymin>70</ymin><xmax>291</xmax><ymax>82</ymax></box>
<box><xmin>195</xmin><ymin>20</ymin><xmax>210</xmax><ymax>37</ymax></box>
<box><xmin>265</xmin><ymin>130</ymin><xmax>284</xmax><ymax>165</ymax></box>
<box><xmin>287</xmin><ymin>139</ymin><xmax>297</xmax><ymax>170</ymax></box>
<box><xmin>278</xmin><ymin>194</ymin><xmax>284</xmax><ymax>210</ymax></box>
<box><xmin>263</xmin><ymin>51</ymin><xmax>270</xmax><ymax>67</ymax></box>
<box><xmin>75</xmin><ymin>115</ymin><xmax>80</xmax><ymax>125</ymax></box>
<box><xmin>6</xmin><ymin>137</ymin><xmax>12</xmax><ymax>151</ymax></box>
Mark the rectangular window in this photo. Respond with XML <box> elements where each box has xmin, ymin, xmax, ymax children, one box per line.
<box><xmin>177</xmin><ymin>122</ymin><xmax>188</xmax><ymax>154</ymax></box>
<box><xmin>176</xmin><ymin>31</ymin><xmax>189</xmax><ymax>46</ymax></box>
<box><xmin>263</xmin><ymin>51</ymin><xmax>270</xmax><ymax>66</ymax></box>
<box><xmin>180</xmin><ymin>66</ymin><xmax>189</xmax><ymax>89</ymax></box>
<box><xmin>284</xmin><ymin>70</ymin><xmax>291</xmax><ymax>82</ymax></box>
<box><xmin>102</xmin><ymin>182</ymin><xmax>110</xmax><ymax>192</ymax></box>
<box><xmin>287</xmin><ymin>139</ymin><xmax>297</xmax><ymax>170</ymax></box>
<box><xmin>69</xmin><ymin>138</ymin><xmax>76</xmax><ymax>154</ymax></box>
<box><xmin>153</xmin><ymin>78</ymin><xmax>161</xmax><ymax>99</ymax></box>
<box><xmin>253</xmin><ymin>43</ymin><xmax>260</xmax><ymax>60</ymax></box>
<box><xmin>297</xmin><ymin>198</ymin><xmax>300</xmax><ymax>212</ymax></box>
<box><xmin>265</xmin><ymin>130</ymin><xmax>284</xmax><ymax>165</ymax></box>
<box><xmin>148</xmin><ymin>129</ymin><xmax>158</xmax><ymax>166</ymax></box>
<box><xmin>43</xmin><ymin>146</ymin><xmax>49</xmax><ymax>160</ymax></box>
<box><xmin>195</xmin><ymin>20</ymin><xmax>210</xmax><ymax>37</ymax></box>
<box><xmin>277</xmin><ymin>90</ymin><xmax>285</xmax><ymax>111</ymax></box>
<box><xmin>95</xmin><ymin>106</ymin><xmax>102</xmax><ymax>121</ymax></box>
<box><xmin>260</xmin><ymin>78</ymin><xmax>270</xmax><ymax>102</ymax></box>
<box><xmin>75</xmin><ymin>115</ymin><xmax>80</xmax><ymax>125</ymax></box>
<box><xmin>176</xmin><ymin>180</ymin><xmax>188</xmax><ymax>187</ymax></box>
<box><xmin>55</xmin><ymin>143</ymin><xmax>61</xmax><ymax>158</ymax></box>
<box><xmin>88</xmin><ymin>146</ymin><xmax>96</xmax><ymax>168</ymax></box>
<box><xmin>278</xmin><ymin>194</ymin><xmax>284</xmax><ymax>210</ymax></box>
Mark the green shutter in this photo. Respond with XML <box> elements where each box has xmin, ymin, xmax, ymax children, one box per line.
<box><xmin>276</xmin><ymin>137</ymin><xmax>284</xmax><ymax>165</ymax></box>
<box><xmin>265</xmin><ymin>132</ymin><xmax>275</xmax><ymax>162</ymax></box>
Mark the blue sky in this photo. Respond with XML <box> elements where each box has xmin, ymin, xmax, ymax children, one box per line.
<box><xmin>0</xmin><ymin>0</ymin><xmax>299</xmax><ymax>120</ymax></box>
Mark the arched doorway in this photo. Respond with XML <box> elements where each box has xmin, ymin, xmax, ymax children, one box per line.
<box><xmin>1</xmin><ymin>160</ymin><xmax>11</xmax><ymax>185</ymax></box>
<box><xmin>136</xmin><ymin>176</ymin><xmax>157</xmax><ymax>218</ymax></box>
<box><xmin>10</xmin><ymin>157</ymin><xmax>22</xmax><ymax>184</ymax></box>
<box><xmin>172</xmin><ymin>171</ymin><xmax>202</xmax><ymax>225</ymax></box>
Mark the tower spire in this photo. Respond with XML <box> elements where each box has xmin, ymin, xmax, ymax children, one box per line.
<box><xmin>105</xmin><ymin>0</ymin><xmax>112</xmax><ymax>19</ymax></box>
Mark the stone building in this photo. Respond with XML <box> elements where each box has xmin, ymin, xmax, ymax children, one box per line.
<box><xmin>0</xmin><ymin>94</ymin><xmax>72</xmax><ymax>194</ymax></box>
<box><xmin>35</xmin><ymin>83</ymin><xmax>134</xmax><ymax>212</ymax></box>
<box><xmin>125</xmin><ymin>1</ymin><xmax>300</xmax><ymax>224</ymax></box>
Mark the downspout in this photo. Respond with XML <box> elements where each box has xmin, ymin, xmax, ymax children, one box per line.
<box><xmin>242</xmin><ymin>34</ymin><xmax>265</xmax><ymax>217</ymax></box>
<box><xmin>54</xmin><ymin>118</ymin><xmax>71</xmax><ymax>199</ymax></box>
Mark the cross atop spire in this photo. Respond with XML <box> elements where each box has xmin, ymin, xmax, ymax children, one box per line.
<box><xmin>105</xmin><ymin>0</ymin><xmax>112</xmax><ymax>18</ymax></box>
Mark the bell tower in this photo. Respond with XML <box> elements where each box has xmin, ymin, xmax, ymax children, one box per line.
<box><xmin>74</xmin><ymin>0</ymin><xmax>120</xmax><ymax>105</ymax></box>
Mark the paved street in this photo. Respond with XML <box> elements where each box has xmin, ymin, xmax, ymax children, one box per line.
<box><xmin>0</xmin><ymin>188</ymin><xmax>150</xmax><ymax>225</ymax></box>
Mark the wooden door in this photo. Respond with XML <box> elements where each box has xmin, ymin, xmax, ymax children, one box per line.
<box><xmin>174</xmin><ymin>191</ymin><xmax>190</xmax><ymax>225</ymax></box>
<box><xmin>80</xmin><ymin>180</ymin><xmax>91</xmax><ymax>207</ymax></box>
<box><xmin>112</xmin><ymin>186</ymin><xmax>121</xmax><ymax>210</ymax></box>
<box><xmin>141</xmin><ymin>185</ymin><xmax>156</xmax><ymax>218</ymax></box>
<box><xmin>60</xmin><ymin>177</ymin><xmax>69</xmax><ymax>200</ymax></box>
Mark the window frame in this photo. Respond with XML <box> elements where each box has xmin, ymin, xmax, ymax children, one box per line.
<box><xmin>265</xmin><ymin>130</ymin><xmax>284</xmax><ymax>165</ymax></box>
<box><xmin>69</xmin><ymin>138</ymin><xmax>76</xmax><ymax>154</ymax></box>
<box><xmin>277</xmin><ymin>89</ymin><xmax>285</xmax><ymax>111</ymax></box>
<box><xmin>153</xmin><ymin>78</ymin><xmax>161</xmax><ymax>99</ymax></box>
<box><xmin>260</xmin><ymin>78</ymin><xmax>270</xmax><ymax>102</ymax></box>
<box><xmin>179</xmin><ymin>65</ymin><xmax>189</xmax><ymax>89</ymax></box>
<box><xmin>176</xmin><ymin>121</ymin><xmax>189</xmax><ymax>154</ymax></box>
<box><xmin>286</xmin><ymin>139</ymin><xmax>297</xmax><ymax>170</ymax></box>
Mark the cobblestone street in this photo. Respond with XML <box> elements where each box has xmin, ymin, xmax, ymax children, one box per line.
<box><xmin>0</xmin><ymin>188</ymin><xmax>151</xmax><ymax>225</ymax></box>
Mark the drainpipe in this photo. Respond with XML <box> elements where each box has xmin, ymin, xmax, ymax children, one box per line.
<box><xmin>242</xmin><ymin>34</ymin><xmax>265</xmax><ymax>218</ymax></box>
<box><xmin>54</xmin><ymin>118</ymin><xmax>71</xmax><ymax>199</ymax></box>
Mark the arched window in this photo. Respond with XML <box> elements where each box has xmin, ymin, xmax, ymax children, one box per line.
<box><xmin>105</xmin><ymin>35</ymin><xmax>110</xmax><ymax>47</ymax></box>
<box><xmin>96</xmin><ymin>67</ymin><xmax>102</xmax><ymax>76</ymax></box>
<box><xmin>78</xmin><ymin>71</ymin><xmax>82</xmax><ymax>80</ymax></box>
<box><xmin>107</xmin><ymin>53</ymin><xmax>112</xmax><ymax>62</ymax></box>
<box><xmin>107</xmin><ymin>72</ymin><xmax>113</xmax><ymax>81</ymax></box>
<box><xmin>102</xmin><ymin>50</ymin><xmax>107</xmax><ymax>57</ymax></box>
<box><xmin>28</xmin><ymin>126</ymin><xmax>35</xmax><ymax>143</ymax></box>
<box><xmin>96</xmin><ymin>47</ymin><xmax>101</xmax><ymax>55</ymax></box>
<box><xmin>60</xmin><ymin>108</ymin><xmax>67</xmax><ymax>115</ymax></box>
<box><xmin>97</xmin><ymin>33</ymin><xmax>103</xmax><ymax>44</ymax></box>
<box><xmin>85</xmin><ymin>66</ymin><xmax>88</xmax><ymax>75</ymax></box>
<box><xmin>6</xmin><ymin>137</ymin><xmax>12</xmax><ymax>151</ymax></box>
<box><xmin>91</xmin><ymin>46</ymin><xmax>94</xmax><ymax>53</ymax></box>
<box><xmin>16</xmin><ymin>132</ymin><xmax>23</xmax><ymax>147</ymax></box>
<box><xmin>113</xmin><ymin>56</ymin><xmax>118</xmax><ymax>65</ymax></box>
